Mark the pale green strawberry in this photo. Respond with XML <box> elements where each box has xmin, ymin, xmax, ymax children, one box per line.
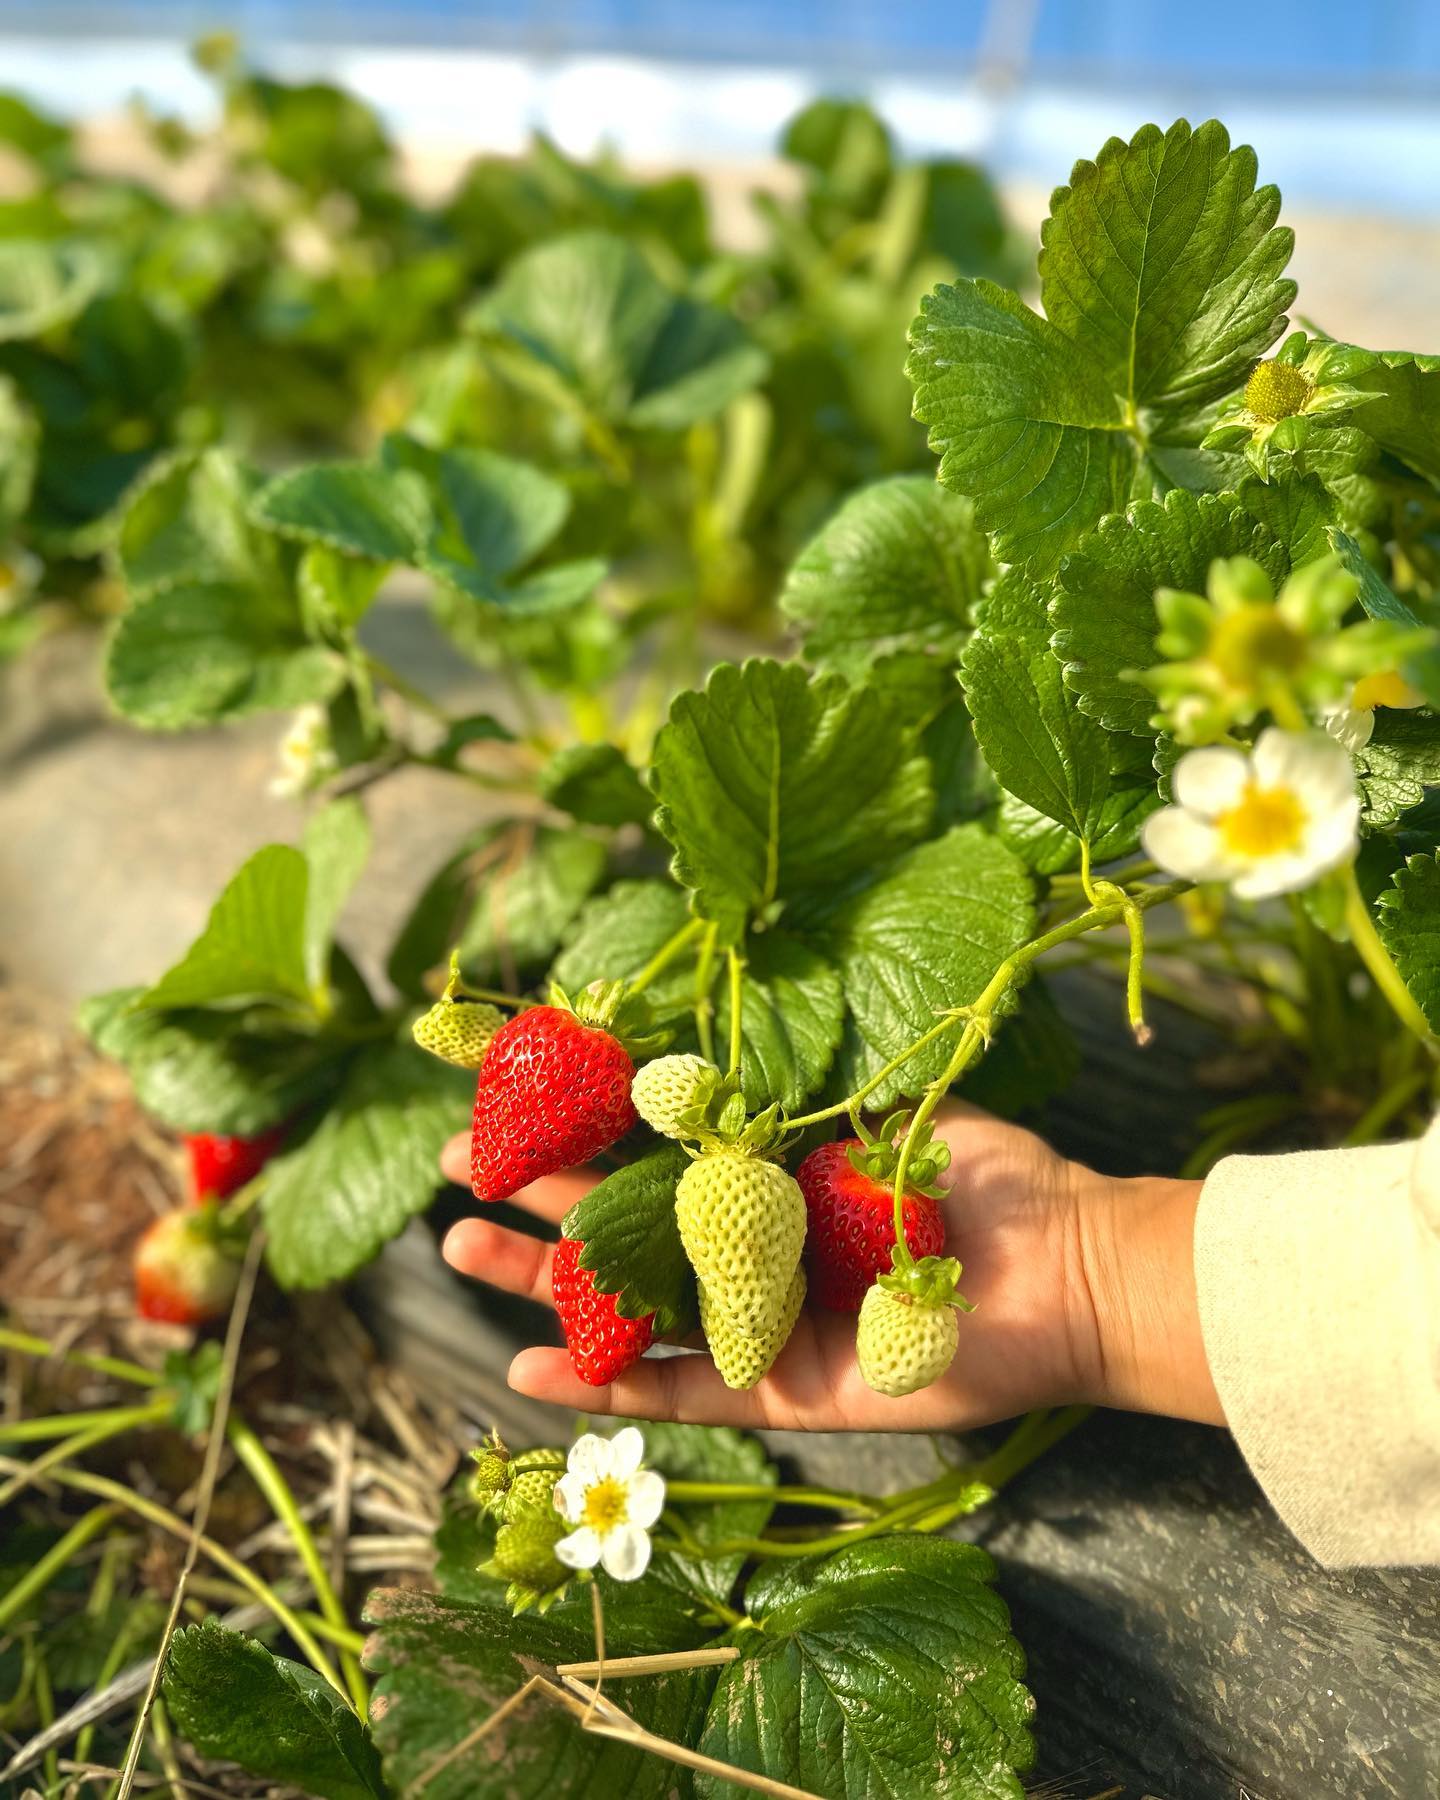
<box><xmin>630</xmin><ymin>1053</ymin><xmax>721</xmax><ymax>1138</ymax></box>
<box><xmin>503</xmin><ymin>1465</ymin><xmax>562</xmax><ymax>1525</ymax></box>
<box><xmin>855</xmin><ymin>1284</ymin><xmax>959</xmax><ymax>1398</ymax></box>
<box><xmin>675</xmin><ymin>1151</ymin><xmax>805</xmax><ymax>1339</ymax></box>
<box><xmin>412</xmin><ymin>997</ymin><xmax>503</xmax><ymax>1069</ymax></box>
<box><xmin>701</xmin><ymin>1264</ymin><xmax>805</xmax><ymax>1391</ymax></box>
<box><xmin>487</xmin><ymin>1513</ymin><xmax>569</xmax><ymax>1610</ymax></box>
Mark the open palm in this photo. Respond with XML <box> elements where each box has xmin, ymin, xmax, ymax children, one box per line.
<box><xmin>439</xmin><ymin>1105</ymin><xmax>1118</xmax><ymax>1433</ymax></box>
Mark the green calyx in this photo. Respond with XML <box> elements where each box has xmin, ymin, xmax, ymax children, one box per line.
<box><xmin>849</xmin><ymin>1111</ymin><xmax>951</xmax><ymax>1198</ymax></box>
<box><xmin>550</xmin><ymin>978</ymin><xmax>672</xmax><ymax>1059</ymax></box>
<box><xmin>683</xmin><ymin>1086</ymin><xmax>794</xmax><ymax>1160</ymax></box>
<box><xmin>878</xmin><ymin>1253</ymin><xmax>974</xmax><ymax>1312</ymax></box>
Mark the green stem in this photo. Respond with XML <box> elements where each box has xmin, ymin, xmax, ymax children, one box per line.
<box><xmin>1340</xmin><ymin>863</ymin><xmax>1437</xmax><ymax>1050</ymax></box>
<box><xmin>0</xmin><ymin>1461</ymin><xmax>345</xmax><ymax>1696</ymax></box>
<box><xmin>1344</xmin><ymin>1068</ymin><xmax>1430</xmax><ymax>1147</ymax></box>
<box><xmin>363</xmin><ymin>652</ymin><xmax>450</xmax><ymax>723</ymax></box>
<box><xmin>626</xmin><ymin>917</ymin><xmax>704</xmax><ymax>998</ymax></box>
<box><xmin>667</xmin><ymin>1480</ymin><xmax>882</xmax><ymax>1517</ymax></box>
<box><xmin>725</xmin><ymin>947</ymin><xmax>745</xmax><ymax>1078</ymax></box>
<box><xmin>0</xmin><ymin>1404</ymin><xmax>169</xmax><ymax>1446</ymax></box>
<box><xmin>0</xmin><ymin>1399</ymin><xmax>175</xmax><ymax>1508</ymax></box>
<box><xmin>0</xmin><ymin>1327</ymin><xmax>162</xmax><ymax>1389</ymax></box>
<box><xmin>693</xmin><ymin>922</ymin><xmax>719</xmax><ymax>1065</ymax></box>
<box><xmin>228</xmin><ymin>1421</ymin><xmax>369</xmax><ymax>1713</ymax></box>
<box><xmin>0</xmin><ymin>1503</ymin><xmax>120</xmax><ymax>1630</ymax></box>
<box><xmin>787</xmin><ymin>881</ymin><xmax>1190</xmax><ymax>1136</ymax></box>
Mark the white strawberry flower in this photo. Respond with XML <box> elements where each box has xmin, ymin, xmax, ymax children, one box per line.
<box><xmin>552</xmin><ymin>1427</ymin><xmax>665</xmax><ymax>1582</ymax></box>
<box><xmin>1322</xmin><ymin>670</ymin><xmax>1425</xmax><ymax>752</ymax></box>
<box><xmin>268</xmin><ymin>703</ymin><xmax>337</xmax><ymax>799</ymax></box>
<box><xmin>1141</xmin><ymin>728</ymin><xmax>1360</xmax><ymax>901</ymax></box>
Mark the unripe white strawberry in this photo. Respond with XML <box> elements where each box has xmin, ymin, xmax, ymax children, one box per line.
<box><xmin>856</xmin><ymin>1283</ymin><xmax>959</xmax><ymax>1398</ymax></box>
<box><xmin>675</xmin><ymin>1151</ymin><xmax>805</xmax><ymax>1340</ymax></box>
<box><xmin>412</xmin><ymin>997</ymin><xmax>503</xmax><ymax>1069</ymax></box>
<box><xmin>630</xmin><ymin>1054</ymin><xmax>721</xmax><ymax>1139</ymax></box>
<box><xmin>701</xmin><ymin>1264</ymin><xmax>805</xmax><ymax>1390</ymax></box>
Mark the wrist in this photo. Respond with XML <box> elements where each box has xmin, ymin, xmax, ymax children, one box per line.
<box><xmin>1074</xmin><ymin>1170</ymin><xmax>1224</xmax><ymax>1425</ymax></box>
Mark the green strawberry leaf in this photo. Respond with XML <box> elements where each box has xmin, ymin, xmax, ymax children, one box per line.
<box><xmin>455</xmin><ymin>827</ymin><xmax>608</xmax><ymax>986</ymax></box>
<box><xmin>1376</xmin><ymin>853</ymin><xmax>1440</xmax><ymax>1032</ymax></box>
<box><xmin>302</xmin><ymin>798</ymin><xmax>371</xmax><ymax>997</ymax></box>
<box><xmin>472</xmin><ymin>230</ymin><xmax>767</xmax><ymax>432</ymax></box>
<box><xmin>381</xmin><ymin>434</ymin><xmax>570</xmax><ymax>576</ymax></box>
<box><xmin>643</xmin><ymin>1422</ymin><xmax>777</xmax><ymax>1608</ymax></box>
<box><xmin>779</xmin><ymin>475</ymin><xmax>990</xmax><ymax>672</ymax></box>
<box><xmin>1039</xmin><ymin>119</ymin><xmax>1293</xmax><ymax>414</ymax></box>
<box><xmin>163</xmin><ymin>1622</ymin><xmax>387</xmax><ymax>1800</ymax></box>
<box><xmin>651</xmin><ymin>659</ymin><xmax>933</xmax><ymax>942</ymax></box>
<box><xmin>906</xmin><ymin>276</ymin><xmax>1130</xmax><ymax>575</ymax></box>
<box><xmin>0</xmin><ymin>375</ymin><xmax>36</xmax><ymax>534</ymax></box>
<box><xmin>540</xmin><ymin>742</ymin><xmax>655</xmax><ymax>828</ymax></box>
<box><xmin>78</xmin><ymin>988</ymin><xmax>345</xmax><ymax>1135</ymax></box>
<box><xmin>1357</xmin><ymin>710</ymin><xmax>1440</xmax><ymax>826</ymax></box>
<box><xmin>1237</xmin><ymin>471</ymin><xmax>1338</xmax><ymax>569</ymax></box>
<box><xmin>1350</xmin><ymin>348</ymin><xmax>1440</xmax><ymax>484</ymax></box>
<box><xmin>251</xmin><ymin>460</ymin><xmax>432</xmax><ymax>562</ymax></box>
<box><xmin>1329</xmin><ymin>526</ymin><xmax>1440</xmax><ymax>705</ymax></box>
<box><xmin>113</xmin><ymin>449</ymin><xmax>278</xmax><ymax>598</ymax></box>
<box><xmin>817</xmin><ymin>824</ymin><xmax>1034</xmax><ymax>1108</ymax></box>
<box><xmin>0</xmin><ymin>239</ymin><xmax>102</xmax><ymax>341</ymax></box>
<box><xmin>697</xmin><ymin>1536</ymin><xmax>1034</xmax><ymax>1800</ymax></box>
<box><xmin>961</xmin><ymin>569</ymin><xmax>1112</xmax><ymax>841</ymax></box>
<box><xmin>562</xmin><ymin>1143</ymin><xmax>696</xmax><ymax>1335</ymax></box>
<box><xmin>996</xmin><ymin>773</ymin><xmax>1161</xmax><ymax>875</ymax></box>
<box><xmin>104</xmin><ymin>579</ymin><xmax>345</xmax><ymax>730</ymax></box>
<box><xmin>1050</xmin><ymin>488</ymin><xmax>1292</xmax><ymax>736</ymax></box>
<box><xmin>364</xmin><ymin>1584</ymin><xmax>716</xmax><ymax>1800</ymax></box>
<box><xmin>551</xmin><ymin>879</ymin><xmax>695</xmax><ymax>1017</ymax></box>
<box><xmin>262</xmin><ymin>1040</ymin><xmax>472</xmax><ymax>1289</ymax></box>
<box><xmin>712</xmin><ymin>931</ymin><xmax>843</xmax><ymax>1112</ymax></box>
<box><xmin>137</xmin><ymin>845</ymin><xmax>314</xmax><ymax>1013</ymax></box>
<box><xmin>909</xmin><ymin>119</ymin><xmax>1293</xmax><ymax>574</ymax></box>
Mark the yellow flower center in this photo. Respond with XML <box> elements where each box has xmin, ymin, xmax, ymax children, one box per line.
<box><xmin>581</xmin><ymin>1477</ymin><xmax>629</xmax><ymax>1533</ymax></box>
<box><xmin>1209</xmin><ymin>605</ymin><xmax>1306</xmax><ymax>686</ymax></box>
<box><xmin>1351</xmin><ymin>670</ymin><xmax>1423</xmax><ymax>713</ymax></box>
<box><xmin>1217</xmin><ymin>781</ymin><xmax>1307</xmax><ymax>860</ymax></box>
<box><xmin>1243</xmin><ymin>358</ymin><xmax>1313</xmax><ymax>423</ymax></box>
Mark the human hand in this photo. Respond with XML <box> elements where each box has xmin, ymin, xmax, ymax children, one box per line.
<box><xmin>438</xmin><ymin>1105</ymin><xmax>1222</xmax><ymax>1432</ymax></box>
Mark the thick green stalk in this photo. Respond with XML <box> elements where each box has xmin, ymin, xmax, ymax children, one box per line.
<box><xmin>0</xmin><ymin>1327</ymin><xmax>161</xmax><ymax>1388</ymax></box>
<box><xmin>627</xmin><ymin>917</ymin><xmax>704</xmax><ymax>997</ymax></box>
<box><xmin>0</xmin><ymin>1399</ymin><xmax>175</xmax><ymax>1508</ymax></box>
<box><xmin>1341</xmin><ymin>863</ymin><xmax>1436</xmax><ymax>1050</ymax></box>
<box><xmin>667</xmin><ymin>1480</ymin><xmax>882</xmax><ymax>1518</ymax></box>
<box><xmin>228</xmin><ymin>1420</ymin><xmax>369</xmax><ymax>1712</ymax></box>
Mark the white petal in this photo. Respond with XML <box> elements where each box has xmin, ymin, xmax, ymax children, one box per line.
<box><xmin>1300</xmin><ymin>806</ymin><xmax>1361</xmax><ymax>880</ymax></box>
<box><xmin>1231</xmin><ymin>858</ymin><xmax>1310</xmax><ymax>901</ymax></box>
<box><xmin>554</xmin><ymin>1526</ymin><xmax>603</xmax><ymax>1571</ymax></box>
<box><xmin>1323</xmin><ymin>705</ymin><xmax>1374</xmax><ymax>753</ymax></box>
<box><xmin>599</xmin><ymin>1523</ymin><xmax>652</xmax><ymax>1582</ymax></box>
<box><xmin>625</xmin><ymin>1469</ymin><xmax>667</xmax><ymax>1529</ymax></box>
<box><xmin>1249</xmin><ymin>727</ymin><xmax>1344</xmax><ymax>797</ymax></box>
<box><xmin>608</xmin><ymin>1427</ymin><xmax>645</xmax><ymax>1481</ymax></box>
<box><xmin>1173</xmin><ymin>746</ymin><xmax>1249</xmax><ymax>817</ymax></box>
<box><xmin>553</xmin><ymin>1472</ymin><xmax>588</xmax><ymax>1523</ymax></box>
<box><xmin>566</xmin><ymin>1434</ymin><xmax>610</xmax><ymax>1482</ymax></box>
<box><xmin>1291</xmin><ymin>740</ymin><xmax>1361</xmax><ymax>813</ymax></box>
<box><xmin>1141</xmin><ymin>807</ymin><xmax>1231</xmax><ymax>882</ymax></box>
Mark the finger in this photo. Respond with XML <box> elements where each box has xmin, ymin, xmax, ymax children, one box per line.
<box><xmin>508</xmin><ymin>1346</ymin><xmax>774</xmax><ymax>1429</ymax></box>
<box><xmin>442</xmin><ymin>1217</ymin><xmax>556</xmax><ymax>1306</ymax></box>
<box><xmin>439</xmin><ymin>1131</ymin><xmax>470</xmax><ymax>1185</ymax></box>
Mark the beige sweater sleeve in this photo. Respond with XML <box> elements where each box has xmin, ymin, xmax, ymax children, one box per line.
<box><xmin>1195</xmin><ymin>1118</ymin><xmax>1440</xmax><ymax>1566</ymax></box>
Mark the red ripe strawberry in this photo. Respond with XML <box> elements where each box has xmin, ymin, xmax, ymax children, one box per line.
<box><xmin>797</xmin><ymin>1137</ymin><xmax>946</xmax><ymax>1312</ymax></box>
<box><xmin>134</xmin><ymin>1209</ymin><xmax>242</xmax><ymax>1325</ymax></box>
<box><xmin>470</xmin><ymin>1004</ymin><xmax>637</xmax><ymax>1203</ymax></box>
<box><xmin>186</xmin><ymin>1126</ymin><xmax>286</xmax><ymax>1203</ymax></box>
<box><xmin>550</xmin><ymin>1236</ymin><xmax>655</xmax><ymax>1385</ymax></box>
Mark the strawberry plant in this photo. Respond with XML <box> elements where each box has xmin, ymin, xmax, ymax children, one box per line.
<box><xmin>5</xmin><ymin>85</ymin><xmax>1438</xmax><ymax>1798</ymax></box>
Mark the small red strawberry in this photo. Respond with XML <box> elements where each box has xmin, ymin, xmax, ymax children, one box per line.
<box><xmin>797</xmin><ymin>1123</ymin><xmax>947</xmax><ymax>1313</ymax></box>
<box><xmin>551</xmin><ymin>1236</ymin><xmax>655</xmax><ymax>1385</ymax></box>
<box><xmin>470</xmin><ymin>987</ymin><xmax>643</xmax><ymax>1204</ymax></box>
<box><xmin>134</xmin><ymin>1209</ymin><xmax>242</xmax><ymax>1325</ymax></box>
<box><xmin>185</xmin><ymin>1126</ymin><xmax>287</xmax><ymax>1204</ymax></box>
